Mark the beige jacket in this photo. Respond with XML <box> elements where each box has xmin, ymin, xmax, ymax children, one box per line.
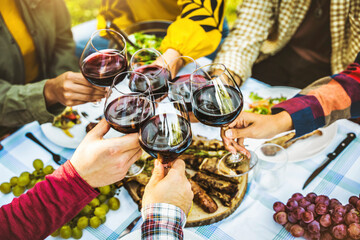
<box><xmin>215</xmin><ymin>0</ymin><xmax>360</xmax><ymax>83</ymax></box>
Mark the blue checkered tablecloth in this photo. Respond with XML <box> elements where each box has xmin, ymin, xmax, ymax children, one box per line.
<box><xmin>1</xmin><ymin>78</ymin><xmax>360</xmax><ymax>240</ymax></box>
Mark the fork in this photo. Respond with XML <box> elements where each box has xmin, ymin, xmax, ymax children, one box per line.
<box><xmin>25</xmin><ymin>132</ymin><xmax>67</xmax><ymax>165</ymax></box>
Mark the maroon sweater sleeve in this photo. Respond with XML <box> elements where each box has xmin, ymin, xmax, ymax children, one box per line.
<box><xmin>0</xmin><ymin>160</ymin><xmax>99</xmax><ymax>240</ymax></box>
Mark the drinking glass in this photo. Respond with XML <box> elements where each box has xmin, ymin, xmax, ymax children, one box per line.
<box><xmin>79</xmin><ymin>29</ymin><xmax>128</xmax><ymax>123</ymax></box>
<box><xmin>253</xmin><ymin>143</ymin><xmax>288</xmax><ymax>191</ymax></box>
<box><xmin>190</xmin><ymin>63</ymin><xmax>257</xmax><ymax>177</ymax></box>
<box><xmin>104</xmin><ymin>71</ymin><xmax>152</xmax><ymax>176</ymax></box>
<box><xmin>130</xmin><ymin>48</ymin><xmax>170</xmax><ymax>98</ymax></box>
<box><xmin>139</xmin><ymin>93</ymin><xmax>192</xmax><ymax>169</ymax></box>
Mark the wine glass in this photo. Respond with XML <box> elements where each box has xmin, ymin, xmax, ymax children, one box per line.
<box><xmin>130</xmin><ymin>48</ymin><xmax>171</xmax><ymax>99</ymax></box>
<box><xmin>190</xmin><ymin>63</ymin><xmax>257</xmax><ymax>177</ymax></box>
<box><xmin>104</xmin><ymin>71</ymin><xmax>153</xmax><ymax>177</ymax></box>
<box><xmin>168</xmin><ymin>56</ymin><xmax>198</xmax><ymax>112</ymax></box>
<box><xmin>79</xmin><ymin>29</ymin><xmax>128</xmax><ymax>123</ymax></box>
<box><xmin>139</xmin><ymin>93</ymin><xmax>192</xmax><ymax>169</ymax></box>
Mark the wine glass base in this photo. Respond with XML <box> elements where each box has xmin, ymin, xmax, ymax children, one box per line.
<box><xmin>217</xmin><ymin>150</ymin><xmax>258</xmax><ymax>177</ymax></box>
<box><xmin>125</xmin><ymin>160</ymin><xmax>146</xmax><ymax>178</ymax></box>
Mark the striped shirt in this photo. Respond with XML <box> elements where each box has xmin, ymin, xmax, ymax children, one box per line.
<box><xmin>272</xmin><ymin>53</ymin><xmax>360</xmax><ymax>137</ymax></box>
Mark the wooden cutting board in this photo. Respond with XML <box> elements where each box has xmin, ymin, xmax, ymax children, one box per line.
<box><xmin>124</xmin><ymin>173</ymin><xmax>248</xmax><ymax>227</ymax></box>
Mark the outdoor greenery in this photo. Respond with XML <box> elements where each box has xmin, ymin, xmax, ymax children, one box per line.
<box><xmin>65</xmin><ymin>0</ymin><xmax>241</xmax><ymax>27</ymax></box>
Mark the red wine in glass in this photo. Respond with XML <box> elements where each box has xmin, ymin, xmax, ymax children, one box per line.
<box><xmin>192</xmin><ymin>85</ymin><xmax>243</xmax><ymax>127</ymax></box>
<box><xmin>134</xmin><ymin>65</ymin><xmax>170</xmax><ymax>97</ymax></box>
<box><xmin>81</xmin><ymin>49</ymin><xmax>128</xmax><ymax>87</ymax></box>
<box><xmin>170</xmin><ymin>74</ymin><xmax>192</xmax><ymax>111</ymax></box>
<box><xmin>139</xmin><ymin>114</ymin><xmax>192</xmax><ymax>165</ymax></box>
<box><xmin>104</xmin><ymin>95</ymin><xmax>152</xmax><ymax>134</ymax></box>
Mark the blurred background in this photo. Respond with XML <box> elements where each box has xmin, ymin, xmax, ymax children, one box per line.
<box><xmin>64</xmin><ymin>0</ymin><xmax>241</xmax><ymax>27</ymax></box>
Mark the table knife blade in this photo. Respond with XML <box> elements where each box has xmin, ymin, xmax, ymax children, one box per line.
<box><xmin>118</xmin><ymin>216</ymin><xmax>141</xmax><ymax>239</ymax></box>
<box><xmin>302</xmin><ymin>132</ymin><xmax>356</xmax><ymax>189</ymax></box>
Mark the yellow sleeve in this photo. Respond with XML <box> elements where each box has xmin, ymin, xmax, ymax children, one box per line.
<box><xmin>160</xmin><ymin>0</ymin><xmax>225</xmax><ymax>59</ymax></box>
<box><xmin>97</xmin><ymin>0</ymin><xmax>134</xmax><ymax>30</ymax></box>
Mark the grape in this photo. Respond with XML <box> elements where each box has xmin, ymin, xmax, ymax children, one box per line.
<box><xmin>273</xmin><ymin>201</ymin><xmax>286</xmax><ymax>213</ymax></box>
<box><xmin>72</xmin><ymin>226</ymin><xmax>83</xmax><ymax>239</ymax></box>
<box><xmin>288</xmin><ymin>212</ymin><xmax>298</xmax><ymax>223</ymax></box>
<box><xmin>77</xmin><ymin>216</ymin><xmax>89</xmax><ymax>229</ymax></box>
<box><xmin>10</xmin><ymin>177</ymin><xmax>18</xmax><ymax>186</ymax></box>
<box><xmin>89</xmin><ymin>216</ymin><xmax>101</xmax><ymax>228</ymax></box>
<box><xmin>94</xmin><ymin>207</ymin><xmax>106</xmax><ymax>218</ymax></box>
<box><xmin>20</xmin><ymin>171</ymin><xmax>30</xmax><ymax>178</ymax></box>
<box><xmin>307</xmin><ymin>204</ymin><xmax>317</xmax><ymax>217</ymax></box>
<box><xmin>293</xmin><ymin>207</ymin><xmax>305</xmax><ymax>221</ymax></box>
<box><xmin>89</xmin><ymin>198</ymin><xmax>100</xmax><ymax>208</ymax></box>
<box><xmin>284</xmin><ymin>223</ymin><xmax>294</xmax><ymax>232</ymax></box>
<box><xmin>43</xmin><ymin>165</ymin><xmax>54</xmax><ymax>175</ymax></box>
<box><xmin>50</xmin><ymin>228</ymin><xmax>60</xmax><ymax>237</ymax></box>
<box><xmin>308</xmin><ymin>220</ymin><xmax>320</xmax><ymax>234</ymax></box>
<box><xmin>26</xmin><ymin>179</ymin><xmax>36</xmax><ymax>189</ymax></box>
<box><xmin>80</xmin><ymin>205</ymin><xmax>92</xmax><ymax>216</ymax></box>
<box><xmin>345</xmin><ymin>203</ymin><xmax>354</xmax><ymax>212</ymax></box>
<box><xmin>345</xmin><ymin>209</ymin><xmax>360</xmax><ymax>225</ymax></box>
<box><xmin>348</xmin><ymin>223</ymin><xmax>360</xmax><ymax>240</ymax></box>
<box><xmin>108</xmin><ymin>197</ymin><xmax>120</xmax><ymax>210</ymax></box>
<box><xmin>60</xmin><ymin>225</ymin><xmax>72</xmax><ymax>239</ymax></box>
<box><xmin>290</xmin><ymin>224</ymin><xmax>304</xmax><ymax>237</ymax></box>
<box><xmin>17</xmin><ymin>175</ymin><xmax>30</xmax><ymax>187</ymax></box>
<box><xmin>319</xmin><ymin>214</ymin><xmax>332</xmax><ymax>228</ymax></box>
<box><xmin>329</xmin><ymin>198</ymin><xmax>341</xmax><ymax>209</ymax></box>
<box><xmin>315</xmin><ymin>203</ymin><xmax>328</xmax><ymax>215</ymax></box>
<box><xmin>100</xmin><ymin>215</ymin><xmax>106</xmax><ymax>224</ymax></box>
<box><xmin>332</xmin><ymin>224</ymin><xmax>347</xmax><ymax>239</ymax></box>
<box><xmin>315</xmin><ymin>195</ymin><xmax>330</xmax><ymax>206</ymax></box>
<box><xmin>306</xmin><ymin>192</ymin><xmax>318</xmax><ymax>203</ymax></box>
<box><xmin>99</xmin><ymin>185</ymin><xmax>111</xmax><ymax>195</ymax></box>
<box><xmin>356</xmin><ymin>200</ymin><xmax>360</xmax><ymax>212</ymax></box>
<box><xmin>98</xmin><ymin>194</ymin><xmax>107</xmax><ymax>203</ymax></box>
<box><xmin>292</xmin><ymin>193</ymin><xmax>304</xmax><ymax>202</ymax></box>
<box><xmin>287</xmin><ymin>199</ymin><xmax>299</xmax><ymax>211</ymax></box>
<box><xmin>0</xmin><ymin>182</ymin><xmax>11</xmax><ymax>194</ymax></box>
<box><xmin>99</xmin><ymin>203</ymin><xmax>109</xmax><ymax>213</ymax></box>
<box><xmin>331</xmin><ymin>212</ymin><xmax>344</xmax><ymax>224</ymax></box>
<box><xmin>274</xmin><ymin>212</ymin><xmax>288</xmax><ymax>225</ymax></box>
<box><xmin>12</xmin><ymin>185</ymin><xmax>25</xmax><ymax>197</ymax></box>
<box><xmin>299</xmin><ymin>198</ymin><xmax>312</xmax><ymax>208</ymax></box>
<box><xmin>32</xmin><ymin>170</ymin><xmax>42</xmax><ymax>179</ymax></box>
<box><xmin>305</xmin><ymin>231</ymin><xmax>321</xmax><ymax>240</ymax></box>
<box><xmin>33</xmin><ymin>159</ymin><xmax>44</xmax><ymax>171</ymax></box>
<box><xmin>302</xmin><ymin>211</ymin><xmax>315</xmax><ymax>223</ymax></box>
<box><xmin>333</xmin><ymin>205</ymin><xmax>346</xmax><ymax>216</ymax></box>
<box><xmin>349</xmin><ymin>196</ymin><xmax>359</xmax><ymax>207</ymax></box>
<box><xmin>319</xmin><ymin>231</ymin><xmax>333</xmax><ymax>240</ymax></box>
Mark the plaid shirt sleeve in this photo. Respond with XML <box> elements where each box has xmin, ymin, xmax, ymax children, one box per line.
<box><xmin>141</xmin><ymin>203</ymin><xmax>186</xmax><ymax>240</ymax></box>
<box><xmin>272</xmin><ymin>53</ymin><xmax>360</xmax><ymax>137</ymax></box>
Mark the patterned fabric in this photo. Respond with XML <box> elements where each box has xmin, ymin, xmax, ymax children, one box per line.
<box><xmin>272</xmin><ymin>55</ymin><xmax>360</xmax><ymax>137</ymax></box>
<box><xmin>215</xmin><ymin>0</ymin><xmax>360</xmax><ymax>83</ymax></box>
<box><xmin>98</xmin><ymin>0</ymin><xmax>224</xmax><ymax>59</ymax></box>
<box><xmin>141</xmin><ymin>203</ymin><xmax>186</xmax><ymax>240</ymax></box>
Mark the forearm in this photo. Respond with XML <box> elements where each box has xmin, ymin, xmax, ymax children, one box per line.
<box><xmin>0</xmin><ymin>161</ymin><xmax>98</xmax><ymax>240</ymax></box>
<box><xmin>141</xmin><ymin>203</ymin><xmax>186</xmax><ymax>240</ymax></box>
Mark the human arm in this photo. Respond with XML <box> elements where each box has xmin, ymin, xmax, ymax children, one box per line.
<box><xmin>0</xmin><ymin>119</ymin><xmax>142</xmax><ymax>239</ymax></box>
<box><xmin>97</xmin><ymin>0</ymin><xmax>134</xmax><ymax>31</ymax></box>
<box><xmin>141</xmin><ymin>159</ymin><xmax>193</xmax><ymax>239</ymax></box>
<box><xmin>213</xmin><ymin>0</ymin><xmax>275</xmax><ymax>85</ymax></box>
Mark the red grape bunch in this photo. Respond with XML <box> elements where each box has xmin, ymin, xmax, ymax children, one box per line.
<box><xmin>273</xmin><ymin>192</ymin><xmax>360</xmax><ymax>240</ymax></box>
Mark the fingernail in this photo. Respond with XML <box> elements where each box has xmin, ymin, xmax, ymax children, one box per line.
<box><xmin>225</xmin><ymin>131</ymin><xmax>232</xmax><ymax>138</ymax></box>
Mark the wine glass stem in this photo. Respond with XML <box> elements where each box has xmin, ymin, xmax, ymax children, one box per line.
<box><xmin>229</xmin><ymin>152</ymin><xmax>244</xmax><ymax>163</ymax></box>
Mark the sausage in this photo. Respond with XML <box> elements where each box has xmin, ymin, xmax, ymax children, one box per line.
<box><xmin>189</xmin><ymin>179</ymin><xmax>218</xmax><ymax>213</ymax></box>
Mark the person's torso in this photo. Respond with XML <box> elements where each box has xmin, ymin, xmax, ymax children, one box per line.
<box><xmin>127</xmin><ymin>0</ymin><xmax>180</xmax><ymax>22</ymax></box>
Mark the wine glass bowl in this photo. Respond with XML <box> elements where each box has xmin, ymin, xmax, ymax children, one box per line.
<box><xmin>139</xmin><ymin>93</ymin><xmax>192</xmax><ymax>167</ymax></box>
<box><xmin>130</xmin><ymin>48</ymin><xmax>171</xmax><ymax>97</ymax></box>
<box><xmin>218</xmin><ymin>150</ymin><xmax>258</xmax><ymax>177</ymax></box>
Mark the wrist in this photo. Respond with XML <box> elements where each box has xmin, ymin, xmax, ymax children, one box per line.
<box><xmin>162</xmin><ymin>48</ymin><xmax>182</xmax><ymax>77</ymax></box>
<box><xmin>142</xmin><ymin>203</ymin><xmax>187</xmax><ymax>227</ymax></box>
<box><xmin>44</xmin><ymin>79</ymin><xmax>58</xmax><ymax>107</ymax></box>
<box><xmin>274</xmin><ymin>111</ymin><xmax>293</xmax><ymax>134</ymax></box>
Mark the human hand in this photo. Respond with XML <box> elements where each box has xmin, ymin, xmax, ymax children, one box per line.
<box><xmin>221</xmin><ymin>111</ymin><xmax>293</xmax><ymax>153</ymax></box>
<box><xmin>153</xmin><ymin>48</ymin><xmax>182</xmax><ymax>78</ymax></box>
<box><xmin>142</xmin><ymin>159</ymin><xmax>193</xmax><ymax>215</ymax></box>
<box><xmin>70</xmin><ymin>119</ymin><xmax>142</xmax><ymax>188</ymax></box>
<box><xmin>44</xmin><ymin>71</ymin><xmax>107</xmax><ymax>107</ymax></box>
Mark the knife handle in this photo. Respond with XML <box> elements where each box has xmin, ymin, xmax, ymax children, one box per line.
<box><xmin>327</xmin><ymin>132</ymin><xmax>356</xmax><ymax>160</ymax></box>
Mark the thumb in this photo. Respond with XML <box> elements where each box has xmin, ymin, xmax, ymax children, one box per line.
<box><xmin>148</xmin><ymin>160</ymin><xmax>165</xmax><ymax>186</ymax></box>
<box><xmin>88</xmin><ymin>119</ymin><xmax>110</xmax><ymax>139</ymax></box>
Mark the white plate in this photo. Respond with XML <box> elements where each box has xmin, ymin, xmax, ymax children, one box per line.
<box><xmin>119</xmin><ymin>229</ymin><xmax>204</xmax><ymax>240</ymax></box>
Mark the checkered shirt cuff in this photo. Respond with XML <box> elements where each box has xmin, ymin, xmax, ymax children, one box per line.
<box><xmin>141</xmin><ymin>203</ymin><xmax>186</xmax><ymax>240</ymax></box>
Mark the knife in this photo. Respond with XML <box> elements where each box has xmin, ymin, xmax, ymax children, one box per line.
<box><xmin>302</xmin><ymin>132</ymin><xmax>356</xmax><ymax>189</ymax></box>
<box><xmin>118</xmin><ymin>216</ymin><xmax>141</xmax><ymax>239</ymax></box>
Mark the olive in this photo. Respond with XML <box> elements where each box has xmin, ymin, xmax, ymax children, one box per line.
<box><xmin>10</xmin><ymin>177</ymin><xmax>18</xmax><ymax>186</ymax></box>
<box><xmin>98</xmin><ymin>194</ymin><xmax>107</xmax><ymax>203</ymax></box>
<box><xmin>12</xmin><ymin>185</ymin><xmax>25</xmax><ymax>196</ymax></box>
<box><xmin>77</xmin><ymin>216</ymin><xmax>89</xmax><ymax>229</ymax></box>
<box><xmin>0</xmin><ymin>182</ymin><xmax>11</xmax><ymax>194</ymax></box>
<box><xmin>17</xmin><ymin>175</ymin><xmax>30</xmax><ymax>187</ymax></box>
<box><xmin>94</xmin><ymin>207</ymin><xmax>106</xmax><ymax>218</ymax></box>
<box><xmin>80</xmin><ymin>205</ymin><xmax>92</xmax><ymax>216</ymax></box>
<box><xmin>89</xmin><ymin>216</ymin><xmax>101</xmax><ymax>228</ymax></box>
<box><xmin>20</xmin><ymin>171</ymin><xmax>30</xmax><ymax>178</ymax></box>
<box><xmin>26</xmin><ymin>179</ymin><xmax>37</xmax><ymax>189</ymax></box>
<box><xmin>100</xmin><ymin>215</ymin><xmax>106</xmax><ymax>224</ymax></box>
<box><xmin>43</xmin><ymin>165</ymin><xmax>54</xmax><ymax>175</ymax></box>
<box><xmin>100</xmin><ymin>203</ymin><xmax>109</xmax><ymax>213</ymax></box>
<box><xmin>60</xmin><ymin>225</ymin><xmax>72</xmax><ymax>239</ymax></box>
<box><xmin>108</xmin><ymin>197</ymin><xmax>120</xmax><ymax>210</ymax></box>
<box><xmin>99</xmin><ymin>185</ymin><xmax>111</xmax><ymax>195</ymax></box>
<box><xmin>89</xmin><ymin>198</ymin><xmax>100</xmax><ymax>208</ymax></box>
<box><xmin>33</xmin><ymin>159</ymin><xmax>44</xmax><ymax>171</ymax></box>
<box><xmin>72</xmin><ymin>227</ymin><xmax>83</xmax><ymax>239</ymax></box>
